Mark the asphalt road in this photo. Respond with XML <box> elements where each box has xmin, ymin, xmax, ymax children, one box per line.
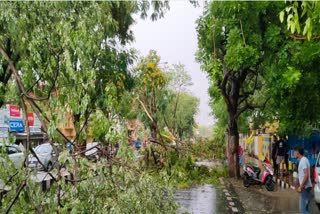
<box><xmin>229</xmin><ymin>178</ymin><xmax>319</xmax><ymax>214</ymax></box>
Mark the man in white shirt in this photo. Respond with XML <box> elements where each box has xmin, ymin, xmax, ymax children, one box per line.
<box><xmin>294</xmin><ymin>146</ymin><xmax>312</xmax><ymax>214</ymax></box>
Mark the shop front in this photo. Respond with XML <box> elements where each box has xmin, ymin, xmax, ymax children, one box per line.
<box><xmin>0</xmin><ymin>104</ymin><xmax>46</xmax><ymax>147</ymax></box>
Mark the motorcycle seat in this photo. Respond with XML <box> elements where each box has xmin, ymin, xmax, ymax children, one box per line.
<box><xmin>253</xmin><ymin>166</ymin><xmax>261</xmax><ymax>178</ymax></box>
<box><xmin>252</xmin><ymin>166</ymin><xmax>260</xmax><ymax>173</ymax></box>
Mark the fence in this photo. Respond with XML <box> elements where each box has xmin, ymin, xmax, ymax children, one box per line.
<box><xmin>288</xmin><ymin>131</ymin><xmax>320</xmax><ymax>166</ymax></box>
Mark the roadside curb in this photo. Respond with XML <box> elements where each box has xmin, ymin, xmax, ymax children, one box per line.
<box><xmin>219</xmin><ymin>177</ymin><xmax>244</xmax><ymax>213</ymax></box>
<box><xmin>275</xmin><ymin>177</ymin><xmax>296</xmax><ymax>190</ymax></box>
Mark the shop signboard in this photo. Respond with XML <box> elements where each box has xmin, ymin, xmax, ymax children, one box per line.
<box><xmin>27</xmin><ymin>112</ymin><xmax>34</xmax><ymax>126</ymax></box>
<box><xmin>9</xmin><ymin>105</ymin><xmax>21</xmax><ymax>117</ymax></box>
<box><xmin>29</xmin><ymin>126</ymin><xmax>42</xmax><ymax>133</ymax></box>
<box><xmin>9</xmin><ymin>119</ymin><xmax>24</xmax><ymax>132</ymax></box>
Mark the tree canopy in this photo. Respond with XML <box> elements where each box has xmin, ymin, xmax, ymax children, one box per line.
<box><xmin>196</xmin><ymin>1</ymin><xmax>286</xmax><ymax>177</ymax></box>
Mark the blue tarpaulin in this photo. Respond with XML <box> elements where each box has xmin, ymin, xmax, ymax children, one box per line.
<box><xmin>288</xmin><ymin>131</ymin><xmax>320</xmax><ymax>166</ymax></box>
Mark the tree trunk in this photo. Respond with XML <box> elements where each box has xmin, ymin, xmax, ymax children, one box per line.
<box><xmin>150</xmin><ymin>121</ymin><xmax>157</xmax><ymax>139</ymax></box>
<box><xmin>227</xmin><ymin>113</ymin><xmax>240</xmax><ymax>179</ymax></box>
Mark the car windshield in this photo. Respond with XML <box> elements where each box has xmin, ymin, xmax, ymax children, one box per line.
<box><xmin>0</xmin><ymin>145</ymin><xmax>21</xmax><ymax>154</ymax></box>
<box><xmin>34</xmin><ymin>144</ymin><xmax>52</xmax><ymax>154</ymax></box>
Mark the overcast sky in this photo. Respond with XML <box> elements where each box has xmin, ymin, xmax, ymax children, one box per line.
<box><xmin>131</xmin><ymin>1</ymin><xmax>213</xmax><ymax>127</ymax></box>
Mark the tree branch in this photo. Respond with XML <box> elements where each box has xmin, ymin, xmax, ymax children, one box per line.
<box><xmin>219</xmin><ymin>69</ymin><xmax>232</xmax><ymax>107</ymax></box>
<box><xmin>239</xmin><ymin>19</ymin><xmax>246</xmax><ymax>45</ymax></box>
<box><xmin>137</xmin><ymin>96</ymin><xmax>154</xmax><ymax>122</ymax></box>
<box><xmin>238</xmin><ymin>72</ymin><xmax>258</xmax><ymax>105</ymax></box>
<box><xmin>289</xmin><ymin>34</ymin><xmax>320</xmax><ymax>40</ymax></box>
<box><xmin>5</xmin><ymin>180</ymin><xmax>26</xmax><ymax>214</ymax></box>
<box><xmin>235</xmin><ymin>97</ymin><xmax>270</xmax><ymax>119</ymax></box>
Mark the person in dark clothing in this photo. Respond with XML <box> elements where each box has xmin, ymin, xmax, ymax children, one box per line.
<box><xmin>277</xmin><ymin>136</ymin><xmax>288</xmax><ymax>175</ymax></box>
<box><xmin>282</xmin><ymin>136</ymin><xmax>289</xmax><ymax>173</ymax></box>
<box><xmin>272</xmin><ymin>135</ymin><xmax>279</xmax><ymax>176</ymax></box>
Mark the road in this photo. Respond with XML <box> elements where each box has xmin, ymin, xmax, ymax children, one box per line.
<box><xmin>175</xmin><ymin>184</ymin><xmax>229</xmax><ymax>214</ymax></box>
<box><xmin>229</xmin><ymin>178</ymin><xmax>319</xmax><ymax>214</ymax></box>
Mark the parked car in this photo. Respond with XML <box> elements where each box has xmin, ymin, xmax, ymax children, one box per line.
<box><xmin>0</xmin><ymin>143</ymin><xmax>25</xmax><ymax>168</ymax></box>
<box><xmin>28</xmin><ymin>143</ymin><xmax>57</xmax><ymax>171</ymax></box>
<box><xmin>315</xmin><ymin>152</ymin><xmax>320</xmax><ymax>209</ymax></box>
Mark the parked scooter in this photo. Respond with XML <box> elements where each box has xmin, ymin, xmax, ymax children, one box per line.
<box><xmin>242</xmin><ymin>158</ymin><xmax>275</xmax><ymax>191</ymax></box>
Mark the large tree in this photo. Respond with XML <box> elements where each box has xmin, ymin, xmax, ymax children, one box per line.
<box><xmin>159</xmin><ymin>63</ymin><xmax>199</xmax><ymax>140</ymax></box>
<box><xmin>135</xmin><ymin>50</ymin><xmax>168</xmax><ymax>139</ymax></box>
<box><xmin>196</xmin><ymin>1</ymin><xmax>284</xmax><ymax>178</ymax></box>
<box><xmin>165</xmin><ymin>63</ymin><xmax>193</xmax><ymax>136</ymax></box>
<box><xmin>163</xmin><ymin>92</ymin><xmax>199</xmax><ymax>140</ymax></box>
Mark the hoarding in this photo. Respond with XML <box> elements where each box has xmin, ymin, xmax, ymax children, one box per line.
<box><xmin>9</xmin><ymin>119</ymin><xmax>24</xmax><ymax>132</ymax></box>
<box><xmin>9</xmin><ymin>105</ymin><xmax>21</xmax><ymax>117</ymax></box>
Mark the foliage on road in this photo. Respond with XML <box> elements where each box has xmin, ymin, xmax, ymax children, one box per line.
<box><xmin>0</xmin><ymin>1</ymin><xmax>184</xmax><ymax>213</ymax></box>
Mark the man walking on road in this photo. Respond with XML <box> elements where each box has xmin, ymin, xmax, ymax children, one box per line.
<box><xmin>294</xmin><ymin>146</ymin><xmax>312</xmax><ymax>214</ymax></box>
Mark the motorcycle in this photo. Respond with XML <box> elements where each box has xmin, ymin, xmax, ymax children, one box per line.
<box><xmin>242</xmin><ymin>158</ymin><xmax>275</xmax><ymax>191</ymax></box>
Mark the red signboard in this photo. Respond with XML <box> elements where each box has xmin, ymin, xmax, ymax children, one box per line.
<box><xmin>9</xmin><ymin>105</ymin><xmax>20</xmax><ymax>117</ymax></box>
<box><xmin>27</xmin><ymin>112</ymin><xmax>34</xmax><ymax>126</ymax></box>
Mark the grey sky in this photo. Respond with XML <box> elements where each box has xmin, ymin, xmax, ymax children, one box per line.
<box><xmin>131</xmin><ymin>1</ymin><xmax>213</xmax><ymax>127</ymax></box>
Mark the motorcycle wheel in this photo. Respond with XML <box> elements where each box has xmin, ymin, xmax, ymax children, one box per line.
<box><xmin>243</xmin><ymin>175</ymin><xmax>250</xmax><ymax>188</ymax></box>
<box><xmin>265</xmin><ymin>176</ymin><xmax>275</xmax><ymax>191</ymax></box>
<box><xmin>316</xmin><ymin>203</ymin><xmax>320</xmax><ymax>210</ymax></box>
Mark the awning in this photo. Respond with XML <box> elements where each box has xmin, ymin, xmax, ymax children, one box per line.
<box><xmin>11</xmin><ymin>132</ymin><xmax>47</xmax><ymax>140</ymax></box>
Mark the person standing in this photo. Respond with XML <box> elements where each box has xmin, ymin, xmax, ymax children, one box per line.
<box><xmin>283</xmin><ymin>136</ymin><xmax>289</xmax><ymax>173</ymax></box>
<box><xmin>294</xmin><ymin>146</ymin><xmax>312</xmax><ymax>214</ymax></box>
<box><xmin>277</xmin><ymin>136</ymin><xmax>286</xmax><ymax>173</ymax></box>
<box><xmin>238</xmin><ymin>145</ymin><xmax>243</xmax><ymax>166</ymax></box>
<box><xmin>272</xmin><ymin>135</ymin><xmax>279</xmax><ymax>176</ymax></box>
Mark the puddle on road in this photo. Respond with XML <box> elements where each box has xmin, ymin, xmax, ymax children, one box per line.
<box><xmin>175</xmin><ymin>184</ymin><xmax>226</xmax><ymax>214</ymax></box>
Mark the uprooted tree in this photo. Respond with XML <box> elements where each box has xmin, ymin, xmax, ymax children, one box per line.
<box><xmin>0</xmin><ymin>1</ymin><xmax>182</xmax><ymax>213</ymax></box>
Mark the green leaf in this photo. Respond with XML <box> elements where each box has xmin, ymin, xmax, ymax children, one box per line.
<box><xmin>287</xmin><ymin>14</ymin><xmax>293</xmax><ymax>23</ymax></box>
<box><xmin>279</xmin><ymin>11</ymin><xmax>285</xmax><ymax>23</ymax></box>
<box><xmin>303</xmin><ymin>17</ymin><xmax>311</xmax><ymax>36</ymax></box>
<box><xmin>285</xmin><ymin>6</ymin><xmax>292</xmax><ymax>13</ymax></box>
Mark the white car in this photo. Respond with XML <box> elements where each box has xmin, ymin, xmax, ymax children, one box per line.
<box><xmin>28</xmin><ymin>143</ymin><xmax>57</xmax><ymax>171</ymax></box>
<box><xmin>315</xmin><ymin>152</ymin><xmax>320</xmax><ymax>209</ymax></box>
<box><xmin>0</xmin><ymin>143</ymin><xmax>25</xmax><ymax>168</ymax></box>
<box><xmin>85</xmin><ymin>142</ymin><xmax>99</xmax><ymax>157</ymax></box>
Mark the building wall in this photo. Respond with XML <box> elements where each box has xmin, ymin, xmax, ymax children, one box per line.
<box><xmin>262</xmin><ymin>134</ymin><xmax>272</xmax><ymax>160</ymax></box>
<box><xmin>246</xmin><ymin>133</ymin><xmax>272</xmax><ymax>160</ymax></box>
<box><xmin>58</xmin><ymin>111</ymin><xmax>76</xmax><ymax>142</ymax></box>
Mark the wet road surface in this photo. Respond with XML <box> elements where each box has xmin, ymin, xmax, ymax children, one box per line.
<box><xmin>229</xmin><ymin>178</ymin><xmax>319</xmax><ymax>214</ymax></box>
<box><xmin>175</xmin><ymin>184</ymin><xmax>228</xmax><ymax>214</ymax></box>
